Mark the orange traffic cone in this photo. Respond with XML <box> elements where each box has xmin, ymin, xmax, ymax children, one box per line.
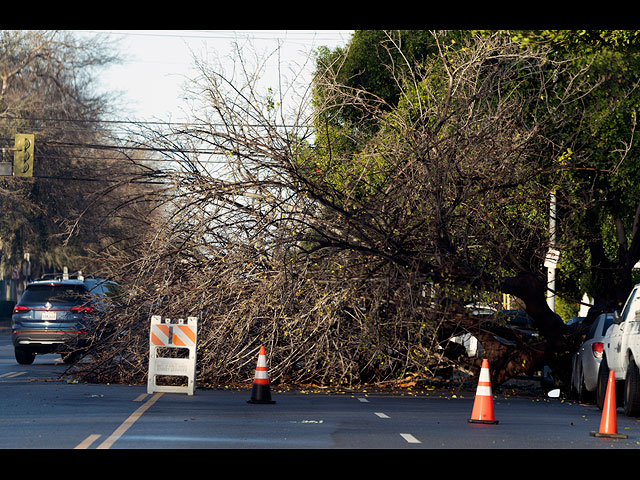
<box><xmin>468</xmin><ymin>358</ymin><xmax>498</xmax><ymax>424</ymax></box>
<box><xmin>590</xmin><ymin>370</ymin><xmax>627</xmax><ymax>438</ymax></box>
<box><xmin>247</xmin><ymin>346</ymin><xmax>276</xmax><ymax>404</ymax></box>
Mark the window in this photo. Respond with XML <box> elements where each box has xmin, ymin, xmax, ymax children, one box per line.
<box><xmin>619</xmin><ymin>288</ymin><xmax>639</xmax><ymax>323</ymax></box>
<box><xmin>21</xmin><ymin>284</ymin><xmax>89</xmax><ymax>304</ymax></box>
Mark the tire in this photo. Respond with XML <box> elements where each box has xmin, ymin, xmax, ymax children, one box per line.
<box><xmin>569</xmin><ymin>363</ymin><xmax>580</xmax><ymax>399</ymax></box>
<box><xmin>624</xmin><ymin>358</ymin><xmax>640</xmax><ymax>416</ymax></box>
<box><xmin>14</xmin><ymin>348</ymin><xmax>35</xmax><ymax>365</ymax></box>
<box><xmin>569</xmin><ymin>370</ymin><xmax>579</xmax><ymax>399</ymax></box>
<box><xmin>576</xmin><ymin>368</ymin><xmax>594</xmax><ymax>403</ymax></box>
<box><xmin>596</xmin><ymin>355</ymin><xmax>610</xmax><ymax>410</ymax></box>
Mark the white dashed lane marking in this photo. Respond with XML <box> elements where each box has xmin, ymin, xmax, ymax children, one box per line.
<box><xmin>356</xmin><ymin>398</ymin><xmax>420</xmax><ymax>445</ymax></box>
<box><xmin>400</xmin><ymin>433</ymin><xmax>421</xmax><ymax>444</ymax></box>
<box><xmin>0</xmin><ymin>371</ymin><xmax>26</xmax><ymax>378</ymax></box>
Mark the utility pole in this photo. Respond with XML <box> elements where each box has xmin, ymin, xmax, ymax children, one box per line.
<box><xmin>546</xmin><ymin>190</ymin><xmax>558</xmax><ymax>311</ymax></box>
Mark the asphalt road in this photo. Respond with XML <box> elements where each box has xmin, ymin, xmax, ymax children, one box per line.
<box><xmin>1</xmin><ymin>324</ymin><xmax>639</xmax><ymax>452</ymax></box>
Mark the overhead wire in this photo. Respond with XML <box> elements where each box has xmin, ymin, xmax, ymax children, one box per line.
<box><xmin>1</xmin><ymin>115</ymin><xmax>314</xmax><ymax>130</ymax></box>
<box><xmin>2</xmin><ymin>30</ymin><xmax>342</xmax><ymax>136</ymax></box>
<box><xmin>77</xmin><ymin>30</ymin><xmax>353</xmax><ymax>46</ymax></box>
<box><xmin>1</xmin><ymin>29</ymin><xmax>337</xmax><ymax>177</ymax></box>
<box><xmin>0</xmin><ymin>112</ymin><xmax>320</xmax><ymax>162</ymax></box>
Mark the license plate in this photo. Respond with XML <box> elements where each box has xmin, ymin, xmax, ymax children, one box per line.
<box><xmin>41</xmin><ymin>311</ymin><xmax>56</xmax><ymax>320</ymax></box>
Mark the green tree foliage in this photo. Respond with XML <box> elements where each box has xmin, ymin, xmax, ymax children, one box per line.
<box><xmin>510</xmin><ymin>30</ymin><xmax>640</xmax><ymax>53</ymax></box>
<box><xmin>310</xmin><ymin>32</ymin><xmax>569</xmax><ymax>286</ymax></box>
<box><xmin>510</xmin><ymin>30</ymin><xmax>640</xmax><ymax>309</ymax></box>
<box><xmin>312</xmin><ymin>31</ymin><xmax>473</xmax><ymax>160</ymax></box>
<box><xmin>314</xmin><ymin>29</ymin><xmax>640</xmax><ymax>312</ymax></box>
<box><xmin>302</xmin><ymin>30</ymin><xmax>640</xmax><ymax>384</ymax></box>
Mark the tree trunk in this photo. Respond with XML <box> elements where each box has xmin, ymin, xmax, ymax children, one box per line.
<box><xmin>498</xmin><ymin>271</ymin><xmax>583</xmax><ymax>387</ymax></box>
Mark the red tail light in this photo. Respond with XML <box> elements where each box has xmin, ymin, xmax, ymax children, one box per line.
<box><xmin>592</xmin><ymin>342</ymin><xmax>604</xmax><ymax>359</ymax></box>
<box><xmin>71</xmin><ymin>305</ymin><xmax>94</xmax><ymax>313</ymax></box>
<box><xmin>13</xmin><ymin>305</ymin><xmax>30</xmax><ymax>314</ymax></box>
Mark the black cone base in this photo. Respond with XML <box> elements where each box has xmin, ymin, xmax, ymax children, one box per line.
<box><xmin>247</xmin><ymin>383</ymin><xmax>275</xmax><ymax>404</ymax></box>
<box><xmin>590</xmin><ymin>431</ymin><xmax>627</xmax><ymax>439</ymax></box>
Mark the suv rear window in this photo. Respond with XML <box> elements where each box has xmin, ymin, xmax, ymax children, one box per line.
<box><xmin>20</xmin><ymin>284</ymin><xmax>89</xmax><ymax>304</ymax></box>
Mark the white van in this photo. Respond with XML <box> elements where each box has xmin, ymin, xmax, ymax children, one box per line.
<box><xmin>597</xmin><ymin>284</ymin><xmax>640</xmax><ymax>416</ymax></box>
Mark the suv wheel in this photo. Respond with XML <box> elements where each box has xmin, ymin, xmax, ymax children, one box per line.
<box><xmin>14</xmin><ymin>348</ymin><xmax>35</xmax><ymax>365</ymax></box>
<box><xmin>624</xmin><ymin>358</ymin><xmax>640</xmax><ymax>416</ymax></box>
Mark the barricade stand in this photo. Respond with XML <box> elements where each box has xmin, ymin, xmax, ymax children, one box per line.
<box><xmin>147</xmin><ymin>315</ymin><xmax>198</xmax><ymax>395</ymax></box>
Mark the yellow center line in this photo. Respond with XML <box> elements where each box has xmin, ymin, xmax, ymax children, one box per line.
<box><xmin>95</xmin><ymin>392</ymin><xmax>164</xmax><ymax>449</ymax></box>
<box><xmin>74</xmin><ymin>434</ymin><xmax>101</xmax><ymax>449</ymax></box>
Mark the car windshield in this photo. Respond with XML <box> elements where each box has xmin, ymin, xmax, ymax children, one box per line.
<box><xmin>20</xmin><ymin>284</ymin><xmax>89</xmax><ymax>304</ymax></box>
<box><xmin>619</xmin><ymin>287</ymin><xmax>639</xmax><ymax>323</ymax></box>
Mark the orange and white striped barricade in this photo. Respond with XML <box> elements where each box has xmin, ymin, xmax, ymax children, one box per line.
<box><xmin>147</xmin><ymin>315</ymin><xmax>198</xmax><ymax>395</ymax></box>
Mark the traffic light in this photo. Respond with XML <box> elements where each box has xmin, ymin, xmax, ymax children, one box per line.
<box><xmin>13</xmin><ymin>133</ymin><xmax>34</xmax><ymax>177</ymax></box>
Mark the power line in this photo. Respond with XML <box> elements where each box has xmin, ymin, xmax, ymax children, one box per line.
<box><xmin>32</xmin><ymin>174</ymin><xmax>168</xmax><ymax>185</ymax></box>
<box><xmin>2</xmin><ymin>136</ymin><xmax>304</xmax><ymax>162</ymax></box>
<box><xmin>79</xmin><ymin>30</ymin><xmax>353</xmax><ymax>43</ymax></box>
<box><xmin>2</xmin><ymin>115</ymin><xmax>314</xmax><ymax>129</ymax></box>
<box><xmin>1</xmin><ymin>115</ymin><xmax>204</xmax><ymax>128</ymax></box>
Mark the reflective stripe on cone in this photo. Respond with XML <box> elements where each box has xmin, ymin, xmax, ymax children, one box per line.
<box><xmin>247</xmin><ymin>346</ymin><xmax>275</xmax><ymax>404</ymax></box>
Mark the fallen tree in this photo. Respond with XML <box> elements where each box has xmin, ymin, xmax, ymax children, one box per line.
<box><xmin>68</xmin><ymin>31</ymin><xmax>640</xmax><ymax>390</ymax></box>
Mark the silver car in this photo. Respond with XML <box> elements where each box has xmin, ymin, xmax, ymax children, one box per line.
<box><xmin>570</xmin><ymin>313</ymin><xmax>614</xmax><ymax>402</ymax></box>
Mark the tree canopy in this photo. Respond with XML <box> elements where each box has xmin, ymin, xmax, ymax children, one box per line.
<box><xmin>0</xmin><ymin>30</ymin><xmax>156</xmax><ymax>285</ymax></box>
<box><xmin>67</xmin><ymin>30</ymin><xmax>640</xmax><ymax>390</ymax></box>
<box><xmin>313</xmin><ymin>29</ymin><xmax>640</xmax><ymax>311</ymax></box>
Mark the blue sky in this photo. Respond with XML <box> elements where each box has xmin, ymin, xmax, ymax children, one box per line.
<box><xmin>80</xmin><ymin>30</ymin><xmax>353</xmax><ymax>123</ymax></box>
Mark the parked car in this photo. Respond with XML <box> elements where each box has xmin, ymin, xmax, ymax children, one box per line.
<box><xmin>570</xmin><ymin>312</ymin><xmax>614</xmax><ymax>402</ymax></box>
<box><xmin>597</xmin><ymin>284</ymin><xmax>640</xmax><ymax>416</ymax></box>
<box><xmin>449</xmin><ymin>304</ymin><xmax>496</xmax><ymax>358</ymax></box>
<box><xmin>11</xmin><ymin>276</ymin><xmax>117</xmax><ymax>365</ymax></box>
<box><xmin>494</xmin><ymin>309</ymin><xmax>542</xmax><ymax>338</ymax></box>
<box><xmin>566</xmin><ymin>316</ymin><xmax>586</xmax><ymax>326</ymax></box>
<box><xmin>451</xmin><ymin>307</ymin><xmax>544</xmax><ymax>357</ymax></box>
<box><xmin>449</xmin><ymin>307</ymin><xmax>555</xmax><ymax>387</ymax></box>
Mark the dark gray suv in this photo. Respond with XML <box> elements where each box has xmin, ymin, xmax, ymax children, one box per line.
<box><xmin>11</xmin><ymin>277</ymin><xmax>118</xmax><ymax>365</ymax></box>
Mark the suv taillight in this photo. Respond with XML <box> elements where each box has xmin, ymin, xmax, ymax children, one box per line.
<box><xmin>592</xmin><ymin>342</ymin><xmax>604</xmax><ymax>359</ymax></box>
<box><xmin>71</xmin><ymin>305</ymin><xmax>94</xmax><ymax>313</ymax></box>
<box><xmin>12</xmin><ymin>305</ymin><xmax>30</xmax><ymax>314</ymax></box>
